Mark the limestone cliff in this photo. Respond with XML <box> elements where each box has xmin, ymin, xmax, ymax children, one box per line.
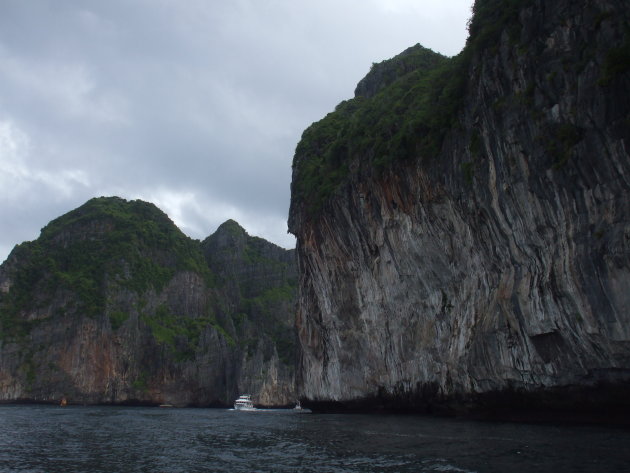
<box><xmin>201</xmin><ymin>220</ymin><xmax>297</xmax><ymax>406</ymax></box>
<box><xmin>0</xmin><ymin>197</ymin><xmax>297</xmax><ymax>406</ymax></box>
<box><xmin>289</xmin><ymin>0</ymin><xmax>630</xmax><ymax>416</ymax></box>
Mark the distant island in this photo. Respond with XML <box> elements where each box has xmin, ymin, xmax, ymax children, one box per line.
<box><xmin>0</xmin><ymin>196</ymin><xmax>297</xmax><ymax>407</ymax></box>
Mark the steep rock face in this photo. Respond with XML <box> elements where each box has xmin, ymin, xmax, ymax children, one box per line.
<box><xmin>202</xmin><ymin>220</ymin><xmax>298</xmax><ymax>406</ymax></box>
<box><xmin>0</xmin><ymin>197</ymin><xmax>297</xmax><ymax>406</ymax></box>
<box><xmin>289</xmin><ymin>0</ymin><xmax>630</xmax><ymax>414</ymax></box>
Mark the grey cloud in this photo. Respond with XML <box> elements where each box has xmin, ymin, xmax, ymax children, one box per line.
<box><xmin>0</xmin><ymin>0</ymin><xmax>473</xmax><ymax>262</ymax></box>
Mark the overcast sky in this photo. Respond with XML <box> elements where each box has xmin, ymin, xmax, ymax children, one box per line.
<box><xmin>0</xmin><ymin>0</ymin><xmax>473</xmax><ymax>262</ymax></box>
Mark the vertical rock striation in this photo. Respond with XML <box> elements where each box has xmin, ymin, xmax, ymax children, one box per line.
<box><xmin>289</xmin><ymin>0</ymin><xmax>630</xmax><ymax>415</ymax></box>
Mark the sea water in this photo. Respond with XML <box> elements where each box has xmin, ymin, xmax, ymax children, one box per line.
<box><xmin>0</xmin><ymin>404</ymin><xmax>628</xmax><ymax>472</ymax></box>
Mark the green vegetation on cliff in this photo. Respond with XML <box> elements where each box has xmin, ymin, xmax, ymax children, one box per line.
<box><xmin>0</xmin><ymin>197</ymin><xmax>212</xmax><ymax>339</ymax></box>
<box><xmin>291</xmin><ymin>0</ymin><xmax>535</xmax><ymax>215</ymax></box>
<box><xmin>292</xmin><ymin>45</ymin><xmax>460</xmax><ymax>213</ymax></box>
<box><xmin>40</xmin><ymin>196</ymin><xmax>212</xmax><ymax>289</ymax></box>
<box><xmin>140</xmin><ymin>305</ymin><xmax>235</xmax><ymax>361</ymax></box>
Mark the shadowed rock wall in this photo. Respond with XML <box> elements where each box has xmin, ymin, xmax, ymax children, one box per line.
<box><xmin>289</xmin><ymin>0</ymin><xmax>630</xmax><ymax>416</ymax></box>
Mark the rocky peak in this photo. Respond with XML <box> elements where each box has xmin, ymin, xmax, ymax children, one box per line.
<box><xmin>204</xmin><ymin>219</ymin><xmax>249</xmax><ymax>252</ymax></box>
<box><xmin>202</xmin><ymin>220</ymin><xmax>295</xmax><ymax>285</ymax></box>
<box><xmin>201</xmin><ymin>220</ymin><xmax>297</xmax><ymax>300</ymax></box>
<box><xmin>354</xmin><ymin>43</ymin><xmax>447</xmax><ymax>99</ymax></box>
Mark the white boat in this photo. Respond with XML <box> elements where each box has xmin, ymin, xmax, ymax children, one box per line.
<box><xmin>294</xmin><ymin>400</ymin><xmax>302</xmax><ymax>410</ymax></box>
<box><xmin>234</xmin><ymin>394</ymin><xmax>256</xmax><ymax>410</ymax></box>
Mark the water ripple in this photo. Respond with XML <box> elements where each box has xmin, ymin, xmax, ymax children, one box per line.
<box><xmin>0</xmin><ymin>405</ymin><xmax>629</xmax><ymax>472</ymax></box>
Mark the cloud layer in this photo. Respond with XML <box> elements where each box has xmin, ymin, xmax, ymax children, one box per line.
<box><xmin>0</xmin><ymin>0</ymin><xmax>473</xmax><ymax>261</ymax></box>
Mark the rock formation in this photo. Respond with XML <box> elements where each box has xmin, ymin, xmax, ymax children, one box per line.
<box><xmin>0</xmin><ymin>197</ymin><xmax>297</xmax><ymax>407</ymax></box>
<box><xmin>289</xmin><ymin>0</ymin><xmax>630</xmax><ymax>417</ymax></box>
<box><xmin>202</xmin><ymin>220</ymin><xmax>297</xmax><ymax>406</ymax></box>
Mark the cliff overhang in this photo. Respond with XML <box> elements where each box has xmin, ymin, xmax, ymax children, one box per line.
<box><xmin>289</xmin><ymin>0</ymin><xmax>630</xmax><ymax>420</ymax></box>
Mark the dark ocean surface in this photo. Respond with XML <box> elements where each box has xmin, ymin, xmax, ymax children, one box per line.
<box><xmin>0</xmin><ymin>404</ymin><xmax>628</xmax><ymax>472</ymax></box>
